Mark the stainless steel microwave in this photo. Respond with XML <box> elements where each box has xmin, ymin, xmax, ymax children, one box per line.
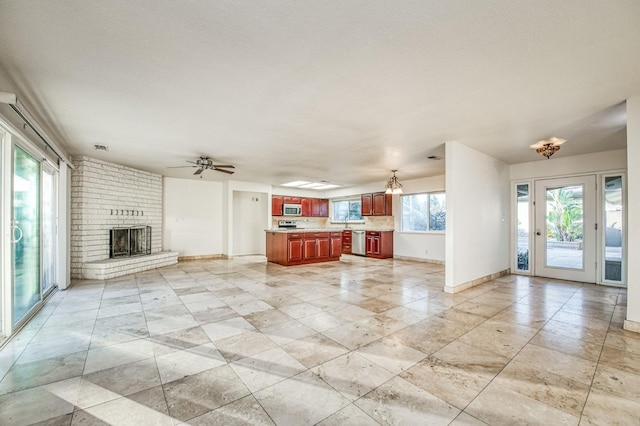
<box><xmin>283</xmin><ymin>203</ymin><xmax>302</xmax><ymax>216</ymax></box>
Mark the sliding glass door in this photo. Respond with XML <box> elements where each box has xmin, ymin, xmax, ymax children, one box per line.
<box><xmin>12</xmin><ymin>146</ymin><xmax>41</xmax><ymax>324</ymax></box>
<box><xmin>42</xmin><ymin>166</ymin><xmax>57</xmax><ymax>294</ymax></box>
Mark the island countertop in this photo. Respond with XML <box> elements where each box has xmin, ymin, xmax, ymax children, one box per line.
<box><xmin>265</xmin><ymin>228</ymin><xmax>395</xmax><ymax>233</ymax></box>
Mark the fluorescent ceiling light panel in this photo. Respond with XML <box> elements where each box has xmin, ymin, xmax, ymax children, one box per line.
<box><xmin>281</xmin><ymin>181</ymin><xmax>310</xmax><ymax>187</ymax></box>
<box><xmin>298</xmin><ymin>182</ymin><xmax>326</xmax><ymax>188</ymax></box>
<box><xmin>315</xmin><ymin>184</ymin><xmax>340</xmax><ymax>190</ymax></box>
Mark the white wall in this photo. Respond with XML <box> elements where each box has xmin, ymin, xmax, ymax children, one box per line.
<box><xmin>445</xmin><ymin>141</ymin><xmax>510</xmax><ymax>293</ymax></box>
<box><xmin>163</xmin><ymin>177</ymin><xmax>223</xmax><ymax>257</ymax></box>
<box><xmin>626</xmin><ymin>98</ymin><xmax>640</xmax><ymax>332</ymax></box>
<box><xmin>510</xmin><ymin>149</ymin><xmax>626</xmax><ymax>180</ymax></box>
<box><xmin>233</xmin><ymin>191</ymin><xmax>268</xmax><ymax>255</ymax></box>
<box><xmin>224</xmin><ymin>180</ymin><xmax>272</xmax><ymax>256</ymax></box>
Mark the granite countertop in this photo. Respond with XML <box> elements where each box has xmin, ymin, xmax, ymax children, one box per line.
<box><xmin>265</xmin><ymin>228</ymin><xmax>395</xmax><ymax>233</ymax></box>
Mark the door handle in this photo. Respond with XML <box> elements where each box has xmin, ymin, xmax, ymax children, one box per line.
<box><xmin>11</xmin><ymin>219</ymin><xmax>23</xmax><ymax>243</ymax></box>
<box><xmin>536</xmin><ymin>231</ymin><xmax>541</xmax><ymax>236</ymax></box>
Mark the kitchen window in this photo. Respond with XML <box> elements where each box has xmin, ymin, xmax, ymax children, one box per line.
<box><xmin>332</xmin><ymin>199</ymin><xmax>363</xmax><ymax>222</ymax></box>
<box><xmin>401</xmin><ymin>192</ymin><xmax>446</xmax><ymax>232</ymax></box>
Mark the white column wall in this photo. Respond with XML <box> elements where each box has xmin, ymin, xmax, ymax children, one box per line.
<box><xmin>445</xmin><ymin>141</ymin><xmax>510</xmax><ymax>293</ymax></box>
<box><xmin>625</xmin><ymin>97</ymin><xmax>640</xmax><ymax>332</ymax></box>
<box><xmin>163</xmin><ymin>177</ymin><xmax>223</xmax><ymax>257</ymax></box>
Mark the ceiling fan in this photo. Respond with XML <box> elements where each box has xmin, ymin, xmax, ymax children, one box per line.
<box><xmin>168</xmin><ymin>156</ymin><xmax>235</xmax><ymax>175</ymax></box>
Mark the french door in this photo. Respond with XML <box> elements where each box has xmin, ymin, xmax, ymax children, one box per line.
<box><xmin>534</xmin><ymin>175</ymin><xmax>596</xmax><ymax>282</ymax></box>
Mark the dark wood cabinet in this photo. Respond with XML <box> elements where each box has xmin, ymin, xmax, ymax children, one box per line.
<box><xmin>365</xmin><ymin>231</ymin><xmax>393</xmax><ymax>259</ymax></box>
<box><xmin>266</xmin><ymin>231</ymin><xmax>341</xmax><ymax>266</ymax></box>
<box><xmin>301</xmin><ymin>198</ymin><xmax>312</xmax><ymax>217</ymax></box>
<box><xmin>283</xmin><ymin>196</ymin><xmax>301</xmax><ymax>204</ymax></box>
<box><xmin>341</xmin><ymin>230</ymin><xmax>352</xmax><ymax>254</ymax></box>
<box><xmin>288</xmin><ymin>237</ymin><xmax>303</xmax><ymax>262</ymax></box>
<box><xmin>361</xmin><ymin>192</ymin><xmax>392</xmax><ymax>216</ymax></box>
<box><xmin>361</xmin><ymin>193</ymin><xmax>373</xmax><ymax>216</ymax></box>
<box><xmin>272</xmin><ymin>196</ymin><xmax>329</xmax><ymax>217</ymax></box>
<box><xmin>272</xmin><ymin>195</ymin><xmax>283</xmax><ymax>216</ymax></box>
<box><xmin>330</xmin><ymin>232</ymin><xmax>343</xmax><ymax>257</ymax></box>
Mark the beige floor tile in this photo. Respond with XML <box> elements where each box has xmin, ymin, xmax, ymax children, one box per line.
<box><xmin>603</xmin><ymin>331</ymin><xmax>640</xmax><ymax>355</ymax></box>
<box><xmin>581</xmin><ymin>387</ymin><xmax>640</xmax><ymax>426</ymax></box>
<box><xmin>312</xmin><ymin>352</ymin><xmax>395</xmax><ymax>401</ymax></box>
<box><xmin>530</xmin><ymin>329</ymin><xmax>603</xmax><ymax>362</ymax></box>
<box><xmin>465</xmin><ymin>383</ymin><xmax>579</xmax><ymax>425</ymax></box>
<box><xmin>187</xmin><ymin>395</ymin><xmax>275</xmax><ymax>426</ymax></box>
<box><xmin>316</xmin><ymin>403</ymin><xmax>379</xmax><ymax>426</ymax></box>
<box><xmin>599</xmin><ymin>345</ymin><xmax>640</xmax><ymax>375</ymax></box>
<box><xmin>155</xmin><ymin>343</ymin><xmax>226</xmax><ymax>384</ymax></box>
<box><xmin>592</xmin><ymin>364</ymin><xmax>640</xmax><ymax>404</ymax></box>
<box><xmin>214</xmin><ymin>331</ymin><xmax>278</xmax><ymax>363</ymax></box>
<box><xmin>321</xmin><ymin>322</ymin><xmax>383</xmax><ymax>350</ymax></box>
<box><xmin>83</xmin><ymin>395</ymin><xmax>175</xmax><ymax>426</ymax></box>
<box><xmin>355</xmin><ymin>376</ymin><xmax>460</xmax><ymax>425</ymax></box>
<box><xmin>449</xmin><ymin>412</ymin><xmax>489</xmax><ymax>425</ymax></box>
<box><xmin>493</xmin><ymin>360</ymin><xmax>589</xmax><ymax>416</ymax></box>
<box><xmin>254</xmin><ymin>370</ymin><xmax>350</xmax><ymax>426</ymax></box>
<box><xmin>230</xmin><ymin>347</ymin><xmax>306</xmax><ymax>392</ymax></box>
<box><xmin>261</xmin><ymin>319</ymin><xmax>317</xmax><ymax>346</ymax></box>
<box><xmin>282</xmin><ymin>333</ymin><xmax>349</xmax><ymax>368</ymax></box>
<box><xmin>356</xmin><ymin>337</ymin><xmax>426</xmax><ymax>374</ymax></box>
<box><xmin>513</xmin><ymin>344</ymin><xmax>597</xmax><ymax>385</ymax></box>
<box><xmin>0</xmin><ymin>385</ymin><xmax>74</xmax><ymax>425</ymax></box>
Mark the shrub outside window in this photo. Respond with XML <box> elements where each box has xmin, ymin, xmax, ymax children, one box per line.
<box><xmin>401</xmin><ymin>192</ymin><xmax>446</xmax><ymax>232</ymax></box>
<box><xmin>332</xmin><ymin>199</ymin><xmax>363</xmax><ymax>222</ymax></box>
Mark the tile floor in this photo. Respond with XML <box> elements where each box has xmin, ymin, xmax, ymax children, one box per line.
<box><xmin>0</xmin><ymin>255</ymin><xmax>639</xmax><ymax>425</ymax></box>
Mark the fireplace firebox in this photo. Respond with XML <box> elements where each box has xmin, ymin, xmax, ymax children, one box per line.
<box><xmin>110</xmin><ymin>226</ymin><xmax>151</xmax><ymax>258</ymax></box>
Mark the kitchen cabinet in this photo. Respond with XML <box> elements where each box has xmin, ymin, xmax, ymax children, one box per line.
<box><xmin>365</xmin><ymin>230</ymin><xmax>393</xmax><ymax>259</ymax></box>
<box><xmin>272</xmin><ymin>195</ymin><xmax>283</xmax><ymax>216</ymax></box>
<box><xmin>301</xmin><ymin>198</ymin><xmax>312</xmax><ymax>217</ymax></box>
<box><xmin>361</xmin><ymin>192</ymin><xmax>392</xmax><ymax>216</ymax></box>
<box><xmin>283</xmin><ymin>196</ymin><xmax>301</xmax><ymax>204</ymax></box>
<box><xmin>266</xmin><ymin>231</ymin><xmax>340</xmax><ymax>266</ymax></box>
<box><xmin>330</xmin><ymin>232</ymin><xmax>343</xmax><ymax>257</ymax></box>
<box><xmin>272</xmin><ymin>196</ymin><xmax>329</xmax><ymax>217</ymax></box>
<box><xmin>341</xmin><ymin>230</ymin><xmax>352</xmax><ymax>254</ymax></box>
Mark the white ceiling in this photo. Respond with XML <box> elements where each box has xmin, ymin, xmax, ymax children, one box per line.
<box><xmin>0</xmin><ymin>1</ymin><xmax>638</xmax><ymax>188</ymax></box>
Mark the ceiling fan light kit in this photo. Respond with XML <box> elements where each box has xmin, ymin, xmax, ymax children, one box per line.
<box><xmin>168</xmin><ymin>156</ymin><xmax>235</xmax><ymax>176</ymax></box>
<box><xmin>530</xmin><ymin>137</ymin><xmax>566</xmax><ymax>159</ymax></box>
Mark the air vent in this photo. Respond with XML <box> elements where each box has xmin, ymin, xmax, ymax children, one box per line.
<box><xmin>94</xmin><ymin>144</ymin><xmax>109</xmax><ymax>151</ymax></box>
<box><xmin>427</xmin><ymin>155</ymin><xmax>442</xmax><ymax>160</ymax></box>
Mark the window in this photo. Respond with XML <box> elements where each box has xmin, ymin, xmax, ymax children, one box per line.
<box><xmin>332</xmin><ymin>199</ymin><xmax>363</xmax><ymax>222</ymax></box>
<box><xmin>401</xmin><ymin>192</ymin><xmax>446</xmax><ymax>232</ymax></box>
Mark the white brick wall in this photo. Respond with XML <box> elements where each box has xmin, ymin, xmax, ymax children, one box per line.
<box><xmin>70</xmin><ymin>156</ymin><xmax>164</xmax><ymax>278</ymax></box>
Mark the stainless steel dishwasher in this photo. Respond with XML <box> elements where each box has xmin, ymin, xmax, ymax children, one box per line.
<box><xmin>352</xmin><ymin>230</ymin><xmax>366</xmax><ymax>255</ymax></box>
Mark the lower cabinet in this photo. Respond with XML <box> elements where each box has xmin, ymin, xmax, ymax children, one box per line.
<box><xmin>266</xmin><ymin>231</ymin><xmax>341</xmax><ymax>266</ymax></box>
<box><xmin>341</xmin><ymin>230</ymin><xmax>352</xmax><ymax>254</ymax></box>
<box><xmin>365</xmin><ymin>231</ymin><xmax>393</xmax><ymax>259</ymax></box>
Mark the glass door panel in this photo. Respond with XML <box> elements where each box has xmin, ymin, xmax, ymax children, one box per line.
<box><xmin>534</xmin><ymin>175</ymin><xmax>596</xmax><ymax>282</ymax></box>
<box><xmin>42</xmin><ymin>168</ymin><xmax>56</xmax><ymax>293</ymax></box>
<box><xmin>13</xmin><ymin>146</ymin><xmax>41</xmax><ymax>324</ymax></box>
<box><xmin>603</xmin><ymin>175</ymin><xmax>624</xmax><ymax>284</ymax></box>
<box><xmin>515</xmin><ymin>183</ymin><xmax>530</xmax><ymax>272</ymax></box>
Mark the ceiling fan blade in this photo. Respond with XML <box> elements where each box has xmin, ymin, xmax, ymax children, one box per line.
<box><xmin>211</xmin><ymin>165</ymin><xmax>235</xmax><ymax>169</ymax></box>
<box><xmin>214</xmin><ymin>167</ymin><xmax>234</xmax><ymax>175</ymax></box>
<box><xmin>186</xmin><ymin>160</ymin><xmax>199</xmax><ymax>165</ymax></box>
<box><xmin>167</xmin><ymin>165</ymin><xmax>197</xmax><ymax>169</ymax></box>
<box><xmin>193</xmin><ymin>168</ymin><xmax>204</xmax><ymax>175</ymax></box>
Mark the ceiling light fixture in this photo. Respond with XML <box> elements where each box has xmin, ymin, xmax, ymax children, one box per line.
<box><xmin>385</xmin><ymin>170</ymin><xmax>403</xmax><ymax>194</ymax></box>
<box><xmin>530</xmin><ymin>137</ymin><xmax>566</xmax><ymax>159</ymax></box>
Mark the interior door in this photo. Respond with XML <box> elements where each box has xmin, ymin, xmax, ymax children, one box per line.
<box><xmin>534</xmin><ymin>175</ymin><xmax>596</xmax><ymax>282</ymax></box>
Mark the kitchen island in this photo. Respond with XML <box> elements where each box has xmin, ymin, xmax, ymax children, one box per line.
<box><xmin>265</xmin><ymin>229</ymin><xmax>343</xmax><ymax>266</ymax></box>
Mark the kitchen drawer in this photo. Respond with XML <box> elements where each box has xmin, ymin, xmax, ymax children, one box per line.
<box><xmin>287</xmin><ymin>233</ymin><xmax>303</xmax><ymax>239</ymax></box>
<box><xmin>366</xmin><ymin>231</ymin><xmax>381</xmax><ymax>237</ymax></box>
<box><xmin>342</xmin><ymin>235</ymin><xmax>352</xmax><ymax>242</ymax></box>
<box><xmin>305</xmin><ymin>232</ymin><xmax>329</xmax><ymax>238</ymax></box>
<box><xmin>330</xmin><ymin>232</ymin><xmax>342</xmax><ymax>237</ymax></box>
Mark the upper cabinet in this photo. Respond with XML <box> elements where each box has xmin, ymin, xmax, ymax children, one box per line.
<box><xmin>272</xmin><ymin>195</ymin><xmax>329</xmax><ymax>217</ymax></box>
<box><xmin>361</xmin><ymin>192</ymin><xmax>392</xmax><ymax>216</ymax></box>
<box><xmin>272</xmin><ymin>195</ymin><xmax>283</xmax><ymax>216</ymax></box>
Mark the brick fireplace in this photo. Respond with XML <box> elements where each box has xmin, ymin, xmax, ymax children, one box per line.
<box><xmin>71</xmin><ymin>156</ymin><xmax>177</xmax><ymax>279</ymax></box>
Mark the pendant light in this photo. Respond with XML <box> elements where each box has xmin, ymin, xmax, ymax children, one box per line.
<box><xmin>385</xmin><ymin>170</ymin><xmax>403</xmax><ymax>194</ymax></box>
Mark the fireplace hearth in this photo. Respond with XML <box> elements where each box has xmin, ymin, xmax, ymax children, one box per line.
<box><xmin>110</xmin><ymin>226</ymin><xmax>151</xmax><ymax>258</ymax></box>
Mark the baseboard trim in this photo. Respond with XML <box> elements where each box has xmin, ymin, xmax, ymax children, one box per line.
<box><xmin>393</xmin><ymin>255</ymin><xmax>445</xmax><ymax>265</ymax></box>
<box><xmin>178</xmin><ymin>254</ymin><xmax>224</xmax><ymax>261</ymax></box>
<box><xmin>444</xmin><ymin>269</ymin><xmax>510</xmax><ymax>294</ymax></box>
<box><xmin>623</xmin><ymin>319</ymin><xmax>640</xmax><ymax>334</ymax></box>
